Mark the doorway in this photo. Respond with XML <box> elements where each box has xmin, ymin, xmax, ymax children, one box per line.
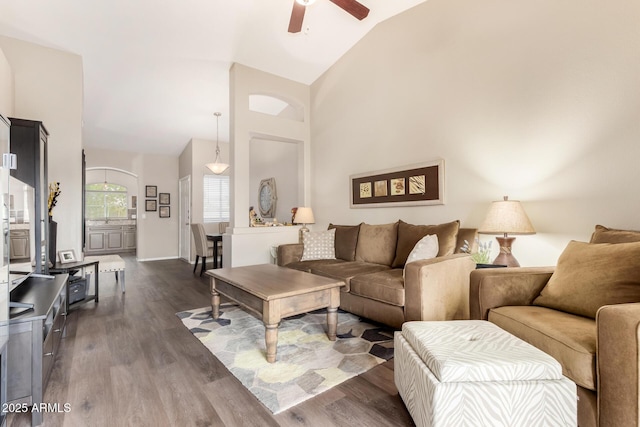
<box><xmin>179</xmin><ymin>175</ymin><xmax>191</xmax><ymax>262</ymax></box>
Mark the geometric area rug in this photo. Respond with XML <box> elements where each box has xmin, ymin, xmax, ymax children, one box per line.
<box><xmin>176</xmin><ymin>304</ymin><xmax>395</xmax><ymax>414</ymax></box>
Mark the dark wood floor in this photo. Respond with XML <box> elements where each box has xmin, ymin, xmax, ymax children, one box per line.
<box><xmin>9</xmin><ymin>255</ymin><xmax>414</xmax><ymax>427</ymax></box>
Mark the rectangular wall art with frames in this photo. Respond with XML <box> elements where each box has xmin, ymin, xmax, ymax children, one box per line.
<box><xmin>159</xmin><ymin>193</ymin><xmax>170</xmax><ymax>205</ymax></box>
<box><xmin>145</xmin><ymin>185</ymin><xmax>157</xmax><ymax>198</ymax></box>
<box><xmin>145</xmin><ymin>199</ymin><xmax>157</xmax><ymax>212</ymax></box>
<box><xmin>350</xmin><ymin>159</ymin><xmax>444</xmax><ymax>208</ymax></box>
<box><xmin>159</xmin><ymin>206</ymin><xmax>170</xmax><ymax>218</ymax></box>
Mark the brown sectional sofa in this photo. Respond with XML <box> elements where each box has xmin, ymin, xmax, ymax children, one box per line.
<box><xmin>277</xmin><ymin>220</ymin><xmax>477</xmax><ymax>328</ymax></box>
<box><xmin>470</xmin><ymin>225</ymin><xmax>640</xmax><ymax>427</ymax></box>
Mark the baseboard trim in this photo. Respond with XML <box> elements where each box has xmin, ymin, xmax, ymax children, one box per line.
<box><xmin>138</xmin><ymin>255</ymin><xmax>180</xmax><ymax>262</ymax></box>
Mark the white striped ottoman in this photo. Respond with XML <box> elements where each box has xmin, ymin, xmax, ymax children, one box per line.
<box><xmin>394</xmin><ymin>320</ymin><xmax>576</xmax><ymax>427</ymax></box>
<box><xmin>84</xmin><ymin>255</ymin><xmax>126</xmax><ymax>293</ymax></box>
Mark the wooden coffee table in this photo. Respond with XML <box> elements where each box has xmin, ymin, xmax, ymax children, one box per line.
<box><xmin>205</xmin><ymin>264</ymin><xmax>343</xmax><ymax>363</ymax></box>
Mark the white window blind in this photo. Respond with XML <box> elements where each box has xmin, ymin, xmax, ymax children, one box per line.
<box><xmin>203</xmin><ymin>175</ymin><xmax>230</xmax><ymax>223</ymax></box>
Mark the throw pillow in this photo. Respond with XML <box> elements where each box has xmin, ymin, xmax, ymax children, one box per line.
<box><xmin>355</xmin><ymin>222</ymin><xmax>399</xmax><ymax>266</ymax></box>
<box><xmin>301</xmin><ymin>228</ymin><xmax>336</xmax><ymax>261</ymax></box>
<box><xmin>392</xmin><ymin>220</ymin><xmax>460</xmax><ymax>268</ymax></box>
<box><xmin>328</xmin><ymin>223</ymin><xmax>362</xmax><ymax>261</ymax></box>
<box><xmin>590</xmin><ymin>224</ymin><xmax>640</xmax><ymax>244</ymax></box>
<box><xmin>403</xmin><ymin>235</ymin><xmax>439</xmax><ymax>278</ymax></box>
<box><xmin>533</xmin><ymin>240</ymin><xmax>640</xmax><ymax>319</ymax></box>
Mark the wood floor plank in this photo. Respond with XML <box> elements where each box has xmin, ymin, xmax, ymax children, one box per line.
<box><xmin>109</xmin><ymin>360</ymin><xmax>171</xmax><ymax>426</ymax></box>
<box><xmin>153</xmin><ymin>362</ymin><xmax>224</xmax><ymax>426</ymax></box>
<box><xmin>11</xmin><ymin>255</ymin><xmax>413</xmax><ymax>426</ymax></box>
<box><xmin>202</xmin><ymin>376</ymin><xmax>279</xmax><ymax>427</ymax></box>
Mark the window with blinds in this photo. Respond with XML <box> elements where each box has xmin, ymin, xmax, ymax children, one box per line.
<box><xmin>203</xmin><ymin>175</ymin><xmax>230</xmax><ymax>223</ymax></box>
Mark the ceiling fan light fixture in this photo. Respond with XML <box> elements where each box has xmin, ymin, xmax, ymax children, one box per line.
<box><xmin>206</xmin><ymin>112</ymin><xmax>229</xmax><ymax>175</ymax></box>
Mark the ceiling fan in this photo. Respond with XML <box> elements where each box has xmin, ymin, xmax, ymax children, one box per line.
<box><xmin>288</xmin><ymin>0</ymin><xmax>370</xmax><ymax>33</ymax></box>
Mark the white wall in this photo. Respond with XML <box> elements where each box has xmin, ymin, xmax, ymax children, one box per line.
<box><xmin>0</xmin><ymin>47</ymin><xmax>13</xmax><ymax>117</ymax></box>
<box><xmin>0</xmin><ymin>36</ymin><xmax>83</xmax><ymax>258</ymax></box>
<box><xmin>310</xmin><ymin>0</ymin><xmax>640</xmax><ymax>266</ymax></box>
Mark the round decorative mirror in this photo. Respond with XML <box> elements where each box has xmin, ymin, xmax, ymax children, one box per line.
<box><xmin>258</xmin><ymin>177</ymin><xmax>277</xmax><ymax>218</ymax></box>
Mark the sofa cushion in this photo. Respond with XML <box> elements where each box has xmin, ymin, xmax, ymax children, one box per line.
<box><xmin>285</xmin><ymin>259</ymin><xmax>346</xmax><ymax>273</ymax></box>
<box><xmin>489</xmin><ymin>305</ymin><xmax>596</xmax><ymax>390</ymax></box>
<box><xmin>310</xmin><ymin>261</ymin><xmax>391</xmax><ymax>292</ymax></box>
<box><xmin>328</xmin><ymin>223</ymin><xmax>361</xmax><ymax>261</ymax></box>
<box><xmin>350</xmin><ymin>269</ymin><xmax>405</xmax><ymax>307</ymax></box>
<box><xmin>406</xmin><ymin>234</ymin><xmax>439</xmax><ymax>264</ymax></box>
<box><xmin>533</xmin><ymin>240</ymin><xmax>640</xmax><ymax>318</ymax></box>
<box><xmin>301</xmin><ymin>228</ymin><xmax>336</xmax><ymax>261</ymax></box>
<box><xmin>392</xmin><ymin>220</ymin><xmax>460</xmax><ymax>268</ymax></box>
<box><xmin>590</xmin><ymin>224</ymin><xmax>640</xmax><ymax>244</ymax></box>
<box><xmin>355</xmin><ymin>222</ymin><xmax>399</xmax><ymax>266</ymax></box>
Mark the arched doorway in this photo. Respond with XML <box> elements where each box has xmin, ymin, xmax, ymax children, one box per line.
<box><xmin>84</xmin><ymin>167</ymin><xmax>138</xmax><ymax>256</ymax></box>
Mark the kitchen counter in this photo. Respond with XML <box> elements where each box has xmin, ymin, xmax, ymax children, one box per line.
<box><xmin>86</xmin><ymin>219</ymin><xmax>136</xmax><ymax>226</ymax></box>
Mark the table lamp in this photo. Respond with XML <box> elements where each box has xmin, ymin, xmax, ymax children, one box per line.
<box><xmin>478</xmin><ymin>196</ymin><xmax>536</xmax><ymax>267</ymax></box>
<box><xmin>294</xmin><ymin>207</ymin><xmax>315</xmax><ymax>242</ymax></box>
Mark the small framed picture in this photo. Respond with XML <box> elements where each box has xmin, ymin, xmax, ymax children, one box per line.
<box><xmin>409</xmin><ymin>175</ymin><xmax>426</xmax><ymax>195</ymax></box>
<box><xmin>159</xmin><ymin>206</ymin><xmax>170</xmax><ymax>218</ymax></box>
<box><xmin>390</xmin><ymin>178</ymin><xmax>406</xmax><ymax>195</ymax></box>
<box><xmin>359</xmin><ymin>182</ymin><xmax>372</xmax><ymax>198</ymax></box>
<box><xmin>159</xmin><ymin>193</ymin><xmax>170</xmax><ymax>205</ymax></box>
<box><xmin>374</xmin><ymin>180</ymin><xmax>388</xmax><ymax>197</ymax></box>
<box><xmin>58</xmin><ymin>249</ymin><xmax>77</xmax><ymax>264</ymax></box>
<box><xmin>146</xmin><ymin>199</ymin><xmax>157</xmax><ymax>212</ymax></box>
<box><xmin>145</xmin><ymin>185</ymin><xmax>157</xmax><ymax>198</ymax></box>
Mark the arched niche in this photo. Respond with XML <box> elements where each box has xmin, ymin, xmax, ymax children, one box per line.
<box><xmin>249</xmin><ymin>93</ymin><xmax>305</xmax><ymax>122</ymax></box>
<box><xmin>249</xmin><ymin>136</ymin><xmax>302</xmax><ymax>222</ymax></box>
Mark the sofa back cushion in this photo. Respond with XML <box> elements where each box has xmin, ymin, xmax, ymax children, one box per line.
<box><xmin>392</xmin><ymin>220</ymin><xmax>460</xmax><ymax>268</ymax></box>
<box><xmin>355</xmin><ymin>222</ymin><xmax>399</xmax><ymax>266</ymax></box>
<box><xmin>533</xmin><ymin>240</ymin><xmax>640</xmax><ymax>318</ymax></box>
<box><xmin>590</xmin><ymin>224</ymin><xmax>640</xmax><ymax>244</ymax></box>
<box><xmin>328</xmin><ymin>223</ymin><xmax>362</xmax><ymax>261</ymax></box>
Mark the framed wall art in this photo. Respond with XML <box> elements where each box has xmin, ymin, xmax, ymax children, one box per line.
<box><xmin>159</xmin><ymin>206</ymin><xmax>170</xmax><ymax>218</ymax></box>
<box><xmin>145</xmin><ymin>185</ymin><xmax>157</xmax><ymax>198</ymax></box>
<box><xmin>145</xmin><ymin>199</ymin><xmax>157</xmax><ymax>212</ymax></box>
<box><xmin>159</xmin><ymin>193</ymin><xmax>170</xmax><ymax>205</ymax></box>
<box><xmin>350</xmin><ymin>159</ymin><xmax>444</xmax><ymax>208</ymax></box>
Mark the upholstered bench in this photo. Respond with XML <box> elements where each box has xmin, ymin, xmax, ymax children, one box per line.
<box><xmin>394</xmin><ymin>320</ymin><xmax>576</xmax><ymax>427</ymax></box>
<box><xmin>84</xmin><ymin>255</ymin><xmax>125</xmax><ymax>293</ymax></box>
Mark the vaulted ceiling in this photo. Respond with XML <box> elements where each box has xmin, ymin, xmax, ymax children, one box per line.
<box><xmin>0</xmin><ymin>0</ymin><xmax>425</xmax><ymax>155</ymax></box>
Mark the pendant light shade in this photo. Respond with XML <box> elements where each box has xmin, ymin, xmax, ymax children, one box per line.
<box><xmin>206</xmin><ymin>112</ymin><xmax>229</xmax><ymax>175</ymax></box>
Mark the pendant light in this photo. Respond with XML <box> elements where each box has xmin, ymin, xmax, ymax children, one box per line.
<box><xmin>206</xmin><ymin>112</ymin><xmax>229</xmax><ymax>174</ymax></box>
<box><xmin>103</xmin><ymin>169</ymin><xmax>109</xmax><ymax>190</ymax></box>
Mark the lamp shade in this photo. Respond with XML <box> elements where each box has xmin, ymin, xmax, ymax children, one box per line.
<box><xmin>205</xmin><ymin>161</ymin><xmax>229</xmax><ymax>174</ymax></box>
<box><xmin>478</xmin><ymin>196</ymin><xmax>536</xmax><ymax>235</ymax></box>
<box><xmin>294</xmin><ymin>207</ymin><xmax>315</xmax><ymax>224</ymax></box>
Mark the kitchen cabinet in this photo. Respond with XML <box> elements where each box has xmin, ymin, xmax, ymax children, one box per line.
<box><xmin>85</xmin><ymin>224</ymin><xmax>136</xmax><ymax>255</ymax></box>
<box><xmin>123</xmin><ymin>225</ymin><xmax>136</xmax><ymax>250</ymax></box>
<box><xmin>9</xmin><ymin>229</ymin><xmax>30</xmax><ymax>260</ymax></box>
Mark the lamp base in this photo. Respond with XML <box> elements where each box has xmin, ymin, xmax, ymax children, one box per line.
<box><xmin>298</xmin><ymin>225</ymin><xmax>309</xmax><ymax>243</ymax></box>
<box><xmin>493</xmin><ymin>236</ymin><xmax>520</xmax><ymax>267</ymax></box>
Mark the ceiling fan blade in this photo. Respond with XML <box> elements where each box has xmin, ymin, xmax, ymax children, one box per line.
<box><xmin>329</xmin><ymin>0</ymin><xmax>370</xmax><ymax>20</ymax></box>
<box><xmin>288</xmin><ymin>1</ymin><xmax>306</xmax><ymax>33</ymax></box>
